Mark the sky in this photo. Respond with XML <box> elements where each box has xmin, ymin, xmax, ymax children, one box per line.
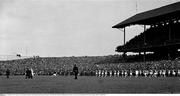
<box><xmin>0</xmin><ymin>0</ymin><xmax>179</xmax><ymax>57</ymax></box>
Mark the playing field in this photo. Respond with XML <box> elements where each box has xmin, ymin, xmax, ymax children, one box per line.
<box><xmin>0</xmin><ymin>76</ymin><xmax>180</xmax><ymax>93</ymax></box>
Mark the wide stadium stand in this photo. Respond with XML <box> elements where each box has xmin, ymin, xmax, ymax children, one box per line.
<box><xmin>112</xmin><ymin>2</ymin><xmax>180</xmax><ymax>61</ymax></box>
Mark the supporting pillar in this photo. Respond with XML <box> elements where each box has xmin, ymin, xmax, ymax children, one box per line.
<box><xmin>124</xmin><ymin>27</ymin><xmax>126</xmax><ymax>45</ymax></box>
<box><xmin>168</xmin><ymin>22</ymin><xmax>171</xmax><ymax>60</ymax></box>
<box><xmin>123</xmin><ymin>27</ymin><xmax>126</xmax><ymax>58</ymax></box>
<box><xmin>144</xmin><ymin>25</ymin><xmax>146</xmax><ymax>45</ymax></box>
<box><xmin>143</xmin><ymin>25</ymin><xmax>146</xmax><ymax>62</ymax></box>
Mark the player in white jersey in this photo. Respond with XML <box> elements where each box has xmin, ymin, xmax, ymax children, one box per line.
<box><xmin>154</xmin><ymin>70</ymin><xmax>158</xmax><ymax>77</ymax></box>
<box><xmin>114</xmin><ymin>70</ymin><xmax>117</xmax><ymax>77</ymax></box>
<box><xmin>121</xmin><ymin>70</ymin><xmax>124</xmax><ymax>77</ymax></box>
<box><xmin>135</xmin><ymin>70</ymin><xmax>138</xmax><ymax>77</ymax></box>
<box><xmin>139</xmin><ymin>70</ymin><xmax>142</xmax><ymax>77</ymax></box>
<box><xmin>30</xmin><ymin>68</ymin><xmax>34</xmax><ymax>78</ymax></box>
<box><xmin>143</xmin><ymin>70</ymin><xmax>147</xmax><ymax>77</ymax></box>
<box><xmin>104</xmin><ymin>70</ymin><xmax>107</xmax><ymax>77</ymax></box>
<box><xmin>162</xmin><ymin>70</ymin><xmax>166</xmax><ymax>77</ymax></box>
<box><xmin>168</xmin><ymin>70</ymin><xmax>171</xmax><ymax>77</ymax></box>
<box><xmin>117</xmin><ymin>70</ymin><xmax>120</xmax><ymax>77</ymax></box>
<box><xmin>149</xmin><ymin>70</ymin><xmax>153</xmax><ymax>77</ymax></box>
<box><xmin>52</xmin><ymin>72</ymin><xmax>57</xmax><ymax>77</ymax></box>
<box><xmin>129</xmin><ymin>70</ymin><xmax>133</xmax><ymax>77</ymax></box>
<box><xmin>159</xmin><ymin>70</ymin><xmax>162</xmax><ymax>77</ymax></box>
<box><xmin>178</xmin><ymin>70</ymin><xmax>180</xmax><ymax>77</ymax></box>
<box><xmin>101</xmin><ymin>70</ymin><xmax>103</xmax><ymax>77</ymax></box>
<box><xmin>124</xmin><ymin>70</ymin><xmax>128</xmax><ymax>77</ymax></box>
<box><xmin>172</xmin><ymin>70</ymin><xmax>176</xmax><ymax>76</ymax></box>
<box><xmin>98</xmin><ymin>70</ymin><xmax>101</xmax><ymax>77</ymax></box>
<box><xmin>109</xmin><ymin>70</ymin><xmax>112</xmax><ymax>77</ymax></box>
<box><xmin>95</xmin><ymin>70</ymin><xmax>98</xmax><ymax>77</ymax></box>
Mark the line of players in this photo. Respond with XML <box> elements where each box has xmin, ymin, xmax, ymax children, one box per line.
<box><xmin>95</xmin><ymin>70</ymin><xmax>180</xmax><ymax>77</ymax></box>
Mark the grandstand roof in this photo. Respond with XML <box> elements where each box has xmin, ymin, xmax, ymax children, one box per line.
<box><xmin>112</xmin><ymin>2</ymin><xmax>180</xmax><ymax>28</ymax></box>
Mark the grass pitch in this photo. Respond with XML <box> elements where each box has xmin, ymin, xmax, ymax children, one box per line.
<box><xmin>0</xmin><ymin>76</ymin><xmax>180</xmax><ymax>93</ymax></box>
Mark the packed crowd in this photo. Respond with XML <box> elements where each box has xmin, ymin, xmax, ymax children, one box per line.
<box><xmin>0</xmin><ymin>55</ymin><xmax>118</xmax><ymax>76</ymax></box>
<box><xmin>0</xmin><ymin>55</ymin><xmax>180</xmax><ymax>78</ymax></box>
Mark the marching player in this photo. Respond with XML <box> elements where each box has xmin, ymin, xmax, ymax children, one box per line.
<box><xmin>102</xmin><ymin>70</ymin><xmax>104</xmax><ymax>77</ymax></box>
<box><xmin>154</xmin><ymin>70</ymin><xmax>158</xmax><ymax>77</ymax></box>
<box><xmin>117</xmin><ymin>70</ymin><xmax>120</xmax><ymax>77</ymax></box>
<box><xmin>135</xmin><ymin>70</ymin><xmax>138</xmax><ymax>77</ymax></box>
<box><xmin>178</xmin><ymin>70</ymin><xmax>180</xmax><ymax>77</ymax></box>
<box><xmin>105</xmin><ymin>70</ymin><xmax>108</xmax><ymax>77</ymax></box>
<box><xmin>114</xmin><ymin>70</ymin><xmax>117</xmax><ymax>77</ymax></box>
<box><xmin>95</xmin><ymin>70</ymin><xmax>98</xmax><ymax>77</ymax></box>
<box><xmin>172</xmin><ymin>70</ymin><xmax>176</xmax><ymax>77</ymax></box>
<box><xmin>98</xmin><ymin>70</ymin><xmax>101</xmax><ymax>77</ymax></box>
<box><xmin>129</xmin><ymin>70</ymin><xmax>133</xmax><ymax>77</ymax></box>
<box><xmin>162</xmin><ymin>70</ymin><xmax>166</xmax><ymax>77</ymax></box>
<box><xmin>124</xmin><ymin>70</ymin><xmax>128</xmax><ymax>77</ymax></box>
<box><xmin>149</xmin><ymin>70</ymin><xmax>153</xmax><ymax>77</ymax></box>
<box><xmin>109</xmin><ymin>70</ymin><xmax>112</xmax><ymax>77</ymax></box>
<box><xmin>121</xmin><ymin>70</ymin><xmax>124</xmax><ymax>77</ymax></box>
<box><xmin>144</xmin><ymin>70</ymin><xmax>147</xmax><ymax>77</ymax></box>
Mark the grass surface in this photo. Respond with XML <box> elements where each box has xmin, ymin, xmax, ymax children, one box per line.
<box><xmin>0</xmin><ymin>76</ymin><xmax>180</xmax><ymax>93</ymax></box>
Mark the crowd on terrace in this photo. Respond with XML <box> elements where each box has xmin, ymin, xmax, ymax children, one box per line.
<box><xmin>0</xmin><ymin>55</ymin><xmax>180</xmax><ymax>77</ymax></box>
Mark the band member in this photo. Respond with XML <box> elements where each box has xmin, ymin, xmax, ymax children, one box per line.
<box><xmin>73</xmin><ymin>64</ymin><xmax>79</xmax><ymax>79</ymax></box>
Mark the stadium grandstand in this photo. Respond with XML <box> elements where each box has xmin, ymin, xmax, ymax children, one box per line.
<box><xmin>113</xmin><ymin>2</ymin><xmax>180</xmax><ymax>61</ymax></box>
